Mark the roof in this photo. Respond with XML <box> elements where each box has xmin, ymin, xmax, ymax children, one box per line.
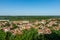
<box><xmin>0</xmin><ymin>20</ymin><xmax>9</xmax><ymax>21</ymax></box>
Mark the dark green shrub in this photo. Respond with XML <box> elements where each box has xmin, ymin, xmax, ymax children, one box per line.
<box><xmin>0</xmin><ymin>30</ymin><xmax>6</xmax><ymax>40</ymax></box>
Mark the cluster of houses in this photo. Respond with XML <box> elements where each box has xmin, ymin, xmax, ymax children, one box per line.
<box><xmin>0</xmin><ymin>18</ymin><xmax>60</xmax><ymax>35</ymax></box>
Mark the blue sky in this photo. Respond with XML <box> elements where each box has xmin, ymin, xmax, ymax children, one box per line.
<box><xmin>0</xmin><ymin>0</ymin><xmax>60</xmax><ymax>16</ymax></box>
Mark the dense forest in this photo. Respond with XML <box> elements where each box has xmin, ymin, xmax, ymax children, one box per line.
<box><xmin>0</xmin><ymin>16</ymin><xmax>60</xmax><ymax>20</ymax></box>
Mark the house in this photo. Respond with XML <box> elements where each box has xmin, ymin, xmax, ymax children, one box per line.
<box><xmin>40</xmin><ymin>20</ymin><xmax>46</xmax><ymax>25</ymax></box>
<box><xmin>34</xmin><ymin>20</ymin><xmax>39</xmax><ymax>25</ymax></box>
<box><xmin>38</xmin><ymin>29</ymin><xmax>44</xmax><ymax>34</ymax></box>
<box><xmin>22</xmin><ymin>21</ymin><xmax>29</xmax><ymax>24</ymax></box>
<box><xmin>12</xmin><ymin>21</ymin><xmax>22</xmax><ymax>24</ymax></box>
<box><xmin>10</xmin><ymin>28</ymin><xmax>22</xmax><ymax>35</ymax></box>
<box><xmin>53</xmin><ymin>26</ymin><xmax>60</xmax><ymax>30</ymax></box>
<box><xmin>43</xmin><ymin>27</ymin><xmax>51</xmax><ymax>34</ymax></box>
<box><xmin>2</xmin><ymin>27</ymin><xmax>10</xmax><ymax>32</ymax></box>
<box><xmin>47</xmin><ymin>21</ymin><xmax>57</xmax><ymax>27</ymax></box>
<box><xmin>24</xmin><ymin>23</ymin><xmax>31</xmax><ymax>30</ymax></box>
<box><xmin>0</xmin><ymin>20</ymin><xmax>9</xmax><ymax>22</ymax></box>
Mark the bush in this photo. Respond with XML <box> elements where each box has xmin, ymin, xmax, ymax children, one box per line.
<box><xmin>44</xmin><ymin>30</ymin><xmax>60</xmax><ymax>40</ymax></box>
<box><xmin>0</xmin><ymin>30</ymin><xmax>6</xmax><ymax>40</ymax></box>
<box><xmin>13</xmin><ymin>28</ymin><xmax>38</xmax><ymax>40</ymax></box>
<box><xmin>0</xmin><ymin>28</ymin><xmax>60</xmax><ymax>40</ymax></box>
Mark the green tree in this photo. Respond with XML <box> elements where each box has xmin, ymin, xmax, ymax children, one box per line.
<box><xmin>0</xmin><ymin>30</ymin><xmax>6</xmax><ymax>40</ymax></box>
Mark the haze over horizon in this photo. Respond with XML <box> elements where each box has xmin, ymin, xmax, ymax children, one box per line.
<box><xmin>0</xmin><ymin>0</ymin><xmax>60</xmax><ymax>16</ymax></box>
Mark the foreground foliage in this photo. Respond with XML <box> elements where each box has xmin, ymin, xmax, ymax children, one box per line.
<box><xmin>0</xmin><ymin>28</ymin><xmax>60</xmax><ymax>40</ymax></box>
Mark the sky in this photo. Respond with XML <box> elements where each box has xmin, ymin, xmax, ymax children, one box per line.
<box><xmin>0</xmin><ymin>0</ymin><xmax>60</xmax><ymax>16</ymax></box>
